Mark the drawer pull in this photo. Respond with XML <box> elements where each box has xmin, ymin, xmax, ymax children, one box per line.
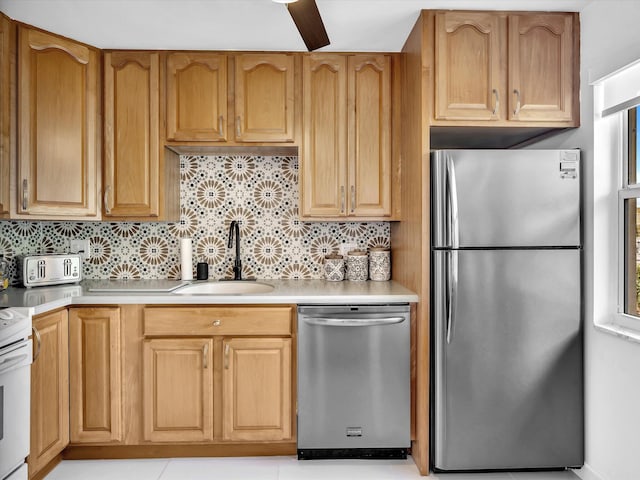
<box><xmin>224</xmin><ymin>343</ymin><xmax>230</xmax><ymax>369</ymax></box>
<box><xmin>513</xmin><ymin>89</ymin><xmax>522</xmax><ymax>116</ymax></box>
<box><xmin>213</xmin><ymin>320</ymin><xmax>221</xmax><ymax>326</ymax></box>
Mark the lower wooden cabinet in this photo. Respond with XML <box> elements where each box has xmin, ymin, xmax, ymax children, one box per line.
<box><xmin>29</xmin><ymin>309</ymin><xmax>69</xmax><ymax>478</ymax></box>
<box><xmin>69</xmin><ymin>307</ymin><xmax>122</xmax><ymax>444</ymax></box>
<box><xmin>222</xmin><ymin>337</ymin><xmax>292</xmax><ymax>441</ymax></box>
<box><xmin>142</xmin><ymin>338</ymin><xmax>214</xmax><ymax>442</ymax></box>
<box><xmin>141</xmin><ymin>305</ymin><xmax>294</xmax><ymax>444</ymax></box>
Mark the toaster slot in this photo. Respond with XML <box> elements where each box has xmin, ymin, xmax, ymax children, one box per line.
<box><xmin>37</xmin><ymin>259</ymin><xmax>46</xmax><ymax>279</ymax></box>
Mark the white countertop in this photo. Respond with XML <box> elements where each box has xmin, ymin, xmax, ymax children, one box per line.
<box><xmin>0</xmin><ymin>279</ymin><xmax>418</xmax><ymax>316</ymax></box>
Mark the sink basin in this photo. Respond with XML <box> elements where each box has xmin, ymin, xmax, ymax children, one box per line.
<box><xmin>173</xmin><ymin>281</ymin><xmax>275</xmax><ymax>295</ymax></box>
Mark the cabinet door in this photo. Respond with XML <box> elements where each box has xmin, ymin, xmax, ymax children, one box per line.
<box><xmin>434</xmin><ymin>11</ymin><xmax>504</xmax><ymax>121</ymax></box>
<box><xmin>508</xmin><ymin>13</ymin><xmax>575</xmax><ymax>123</ymax></box>
<box><xmin>222</xmin><ymin>337</ymin><xmax>291</xmax><ymax>441</ymax></box>
<box><xmin>301</xmin><ymin>54</ymin><xmax>347</xmax><ymax>217</ymax></box>
<box><xmin>166</xmin><ymin>53</ymin><xmax>228</xmax><ymax>141</ymax></box>
<box><xmin>234</xmin><ymin>54</ymin><xmax>295</xmax><ymax>142</ymax></box>
<box><xmin>348</xmin><ymin>55</ymin><xmax>391</xmax><ymax>217</ymax></box>
<box><xmin>18</xmin><ymin>27</ymin><xmax>99</xmax><ymax>217</ymax></box>
<box><xmin>104</xmin><ymin>51</ymin><xmax>160</xmax><ymax>218</ymax></box>
<box><xmin>143</xmin><ymin>338</ymin><xmax>214</xmax><ymax>442</ymax></box>
<box><xmin>29</xmin><ymin>310</ymin><xmax>69</xmax><ymax>477</ymax></box>
<box><xmin>69</xmin><ymin>307</ymin><xmax>122</xmax><ymax>443</ymax></box>
<box><xmin>0</xmin><ymin>15</ymin><xmax>13</xmax><ymax>216</ymax></box>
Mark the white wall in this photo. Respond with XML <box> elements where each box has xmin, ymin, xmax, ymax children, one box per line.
<box><xmin>531</xmin><ymin>1</ymin><xmax>640</xmax><ymax>479</ymax></box>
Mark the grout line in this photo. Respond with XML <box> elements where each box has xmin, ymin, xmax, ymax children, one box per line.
<box><xmin>156</xmin><ymin>458</ymin><xmax>171</xmax><ymax>480</ymax></box>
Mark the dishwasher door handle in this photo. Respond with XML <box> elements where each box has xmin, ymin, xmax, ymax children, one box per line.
<box><xmin>302</xmin><ymin>316</ymin><xmax>405</xmax><ymax>327</ymax></box>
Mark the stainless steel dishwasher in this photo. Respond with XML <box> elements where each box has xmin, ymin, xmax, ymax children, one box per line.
<box><xmin>297</xmin><ymin>304</ymin><xmax>410</xmax><ymax>459</ymax></box>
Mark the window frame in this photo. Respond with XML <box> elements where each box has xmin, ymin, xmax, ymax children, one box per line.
<box><xmin>617</xmin><ymin>107</ymin><xmax>640</xmax><ymax>326</ymax></box>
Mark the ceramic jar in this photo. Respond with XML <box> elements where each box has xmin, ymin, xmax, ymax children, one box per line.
<box><xmin>324</xmin><ymin>255</ymin><xmax>345</xmax><ymax>281</ymax></box>
<box><xmin>346</xmin><ymin>250</ymin><xmax>368</xmax><ymax>282</ymax></box>
<box><xmin>369</xmin><ymin>247</ymin><xmax>391</xmax><ymax>281</ymax></box>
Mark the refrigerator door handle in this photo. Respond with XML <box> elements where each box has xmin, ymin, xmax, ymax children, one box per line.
<box><xmin>446</xmin><ymin>155</ymin><xmax>460</xmax><ymax>248</ymax></box>
<box><xmin>446</xmin><ymin>250</ymin><xmax>458</xmax><ymax>344</ymax></box>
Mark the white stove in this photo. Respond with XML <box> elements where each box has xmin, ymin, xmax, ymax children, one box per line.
<box><xmin>0</xmin><ymin>307</ymin><xmax>32</xmax><ymax>480</ymax></box>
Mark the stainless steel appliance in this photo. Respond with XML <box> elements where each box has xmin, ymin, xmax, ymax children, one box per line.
<box><xmin>0</xmin><ymin>307</ymin><xmax>33</xmax><ymax>480</ymax></box>
<box><xmin>431</xmin><ymin>149</ymin><xmax>583</xmax><ymax>471</ymax></box>
<box><xmin>297</xmin><ymin>304</ymin><xmax>410</xmax><ymax>459</ymax></box>
<box><xmin>17</xmin><ymin>254</ymin><xmax>82</xmax><ymax>287</ymax></box>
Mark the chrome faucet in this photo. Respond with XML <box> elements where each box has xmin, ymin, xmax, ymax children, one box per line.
<box><xmin>227</xmin><ymin>220</ymin><xmax>242</xmax><ymax>280</ymax></box>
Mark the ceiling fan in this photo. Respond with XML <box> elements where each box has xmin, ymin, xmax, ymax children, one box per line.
<box><xmin>273</xmin><ymin>0</ymin><xmax>330</xmax><ymax>51</ymax></box>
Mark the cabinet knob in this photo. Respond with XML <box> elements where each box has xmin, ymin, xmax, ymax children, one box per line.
<box><xmin>213</xmin><ymin>319</ymin><xmax>221</xmax><ymax>326</ymax></box>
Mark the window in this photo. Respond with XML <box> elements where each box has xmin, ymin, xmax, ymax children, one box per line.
<box><xmin>620</xmin><ymin>107</ymin><xmax>640</xmax><ymax>317</ymax></box>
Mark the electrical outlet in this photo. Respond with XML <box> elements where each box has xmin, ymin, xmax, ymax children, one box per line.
<box><xmin>70</xmin><ymin>239</ymin><xmax>91</xmax><ymax>260</ymax></box>
<box><xmin>339</xmin><ymin>242</ymin><xmax>357</xmax><ymax>256</ymax></box>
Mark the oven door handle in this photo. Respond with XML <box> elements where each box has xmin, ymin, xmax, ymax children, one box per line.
<box><xmin>0</xmin><ymin>351</ymin><xmax>30</xmax><ymax>374</ymax></box>
<box><xmin>302</xmin><ymin>316</ymin><xmax>405</xmax><ymax>327</ymax></box>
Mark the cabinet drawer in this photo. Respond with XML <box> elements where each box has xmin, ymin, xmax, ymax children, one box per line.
<box><xmin>143</xmin><ymin>306</ymin><xmax>293</xmax><ymax>336</ymax></box>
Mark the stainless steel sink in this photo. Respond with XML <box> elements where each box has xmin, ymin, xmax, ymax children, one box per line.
<box><xmin>173</xmin><ymin>281</ymin><xmax>275</xmax><ymax>295</ymax></box>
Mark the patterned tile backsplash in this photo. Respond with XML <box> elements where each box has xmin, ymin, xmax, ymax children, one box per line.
<box><xmin>0</xmin><ymin>155</ymin><xmax>390</xmax><ymax>283</ymax></box>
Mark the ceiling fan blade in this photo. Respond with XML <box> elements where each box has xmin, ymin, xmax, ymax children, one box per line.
<box><xmin>286</xmin><ymin>0</ymin><xmax>330</xmax><ymax>51</ymax></box>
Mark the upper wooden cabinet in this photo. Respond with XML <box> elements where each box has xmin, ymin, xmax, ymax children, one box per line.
<box><xmin>29</xmin><ymin>309</ymin><xmax>69</xmax><ymax>479</ymax></box>
<box><xmin>69</xmin><ymin>307</ymin><xmax>122</xmax><ymax>444</ymax></box>
<box><xmin>430</xmin><ymin>10</ymin><xmax>579</xmax><ymax>127</ymax></box>
<box><xmin>234</xmin><ymin>54</ymin><xmax>295</xmax><ymax>143</ymax></box>
<box><xmin>104</xmin><ymin>51</ymin><xmax>179</xmax><ymax>221</ymax></box>
<box><xmin>0</xmin><ymin>15</ymin><xmax>14</xmax><ymax>217</ymax></box>
<box><xmin>164</xmin><ymin>53</ymin><xmax>296</xmax><ymax>144</ymax></box>
<box><xmin>434</xmin><ymin>11</ymin><xmax>504</xmax><ymax>121</ymax></box>
<box><xmin>17</xmin><ymin>27</ymin><xmax>100</xmax><ymax>218</ymax></box>
<box><xmin>301</xmin><ymin>54</ymin><xmax>392</xmax><ymax>219</ymax></box>
<box><xmin>166</xmin><ymin>52</ymin><xmax>228</xmax><ymax>142</ymax></box>
<box><xmin>508</xmin><ymin>13</ymin><xmax>576</xmax><ymax>122</ymax></box>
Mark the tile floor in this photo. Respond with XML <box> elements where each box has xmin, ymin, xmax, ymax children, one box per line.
<box><xmin>44</xmin><ymin>457</ymin><xmax>581</xmax><ymax>480</ymax></box>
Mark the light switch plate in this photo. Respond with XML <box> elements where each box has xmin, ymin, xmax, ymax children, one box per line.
<box><xmin>70</xmin><ymin>239</ymin><xmax>91</xmax><ymax>260</ymax></box>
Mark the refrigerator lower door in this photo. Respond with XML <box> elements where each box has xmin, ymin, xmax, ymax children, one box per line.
<box><xmin>432</xmin><ymin>249</ymin><xmax>583</xmax><ymax>471</ymax></box>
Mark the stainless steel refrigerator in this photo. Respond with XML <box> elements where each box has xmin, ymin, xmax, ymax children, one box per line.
<box><xmin>431</xmin><ymin>149</ymin><xmax>584</xmax><ymax>472</ymax></box>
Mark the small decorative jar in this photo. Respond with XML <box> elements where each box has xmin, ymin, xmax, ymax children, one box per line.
<box><xmin>324</xmin><ymin>255</ymin><xmax>345</xmax><ymax>282</ymax></box>
<box><xmin>369</xmin><ymin>247</ymin><xmax>391</xmax><ymax>281</ymax></box>
<box><xmin>346</xmin><ymin>250</ymin><xmax>368</xmax><ymax>282</ymax></box>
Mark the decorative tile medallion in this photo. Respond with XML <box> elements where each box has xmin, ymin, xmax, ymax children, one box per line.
<box><xmin>0</xmin><ymin>155</ymin><xmax>390</xmax><ymax>283</ymax></box>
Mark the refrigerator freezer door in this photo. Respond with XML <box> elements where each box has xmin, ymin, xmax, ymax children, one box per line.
<box><xmin>432</xmin><ymin>249</ymin><xmax>583</xmax><ymax>471</ymax></box>
<box><xmin>432</xmin><ymin>149</ymin><xmax>581</xmax><ymax>248</ymax></box>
